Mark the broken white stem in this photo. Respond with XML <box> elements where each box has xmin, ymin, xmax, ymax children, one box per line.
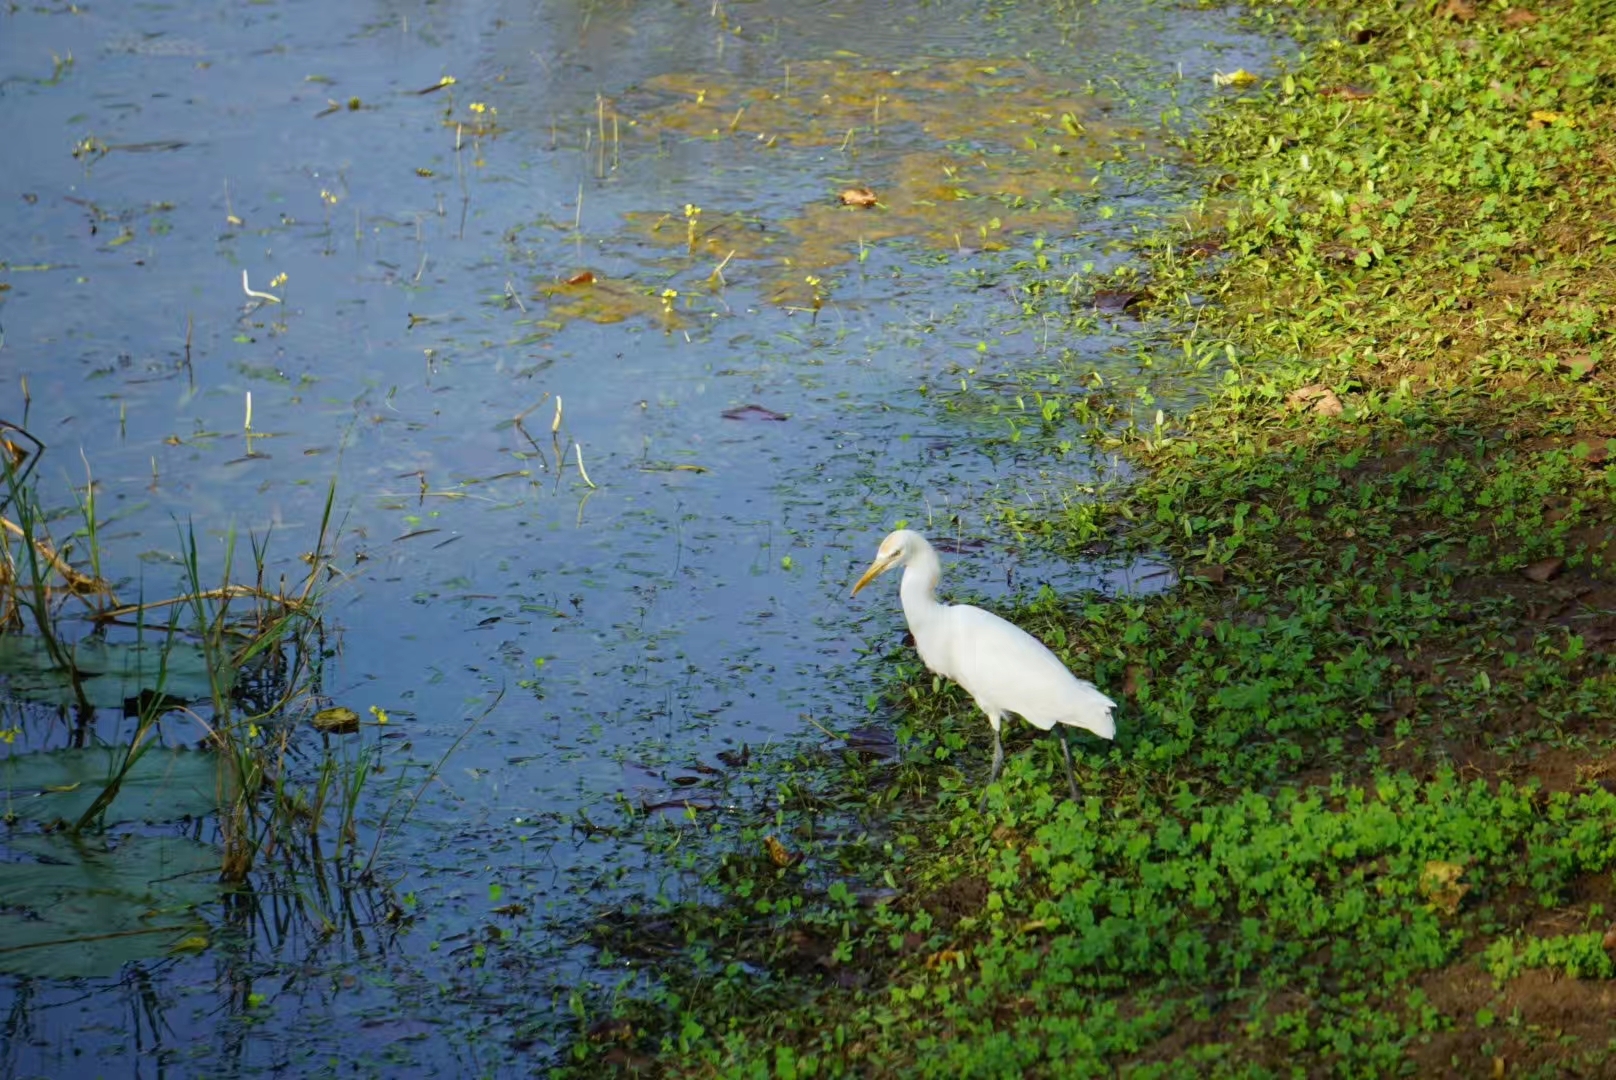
<box><xmin>573</xmin><ymin>441</ymin><xmax>596</xmax><ymax>489</ymax></box>
<box><xmin>241</xmin><ymin>270</ymin><xmax>281</xmax><ymax>304</ymax></box>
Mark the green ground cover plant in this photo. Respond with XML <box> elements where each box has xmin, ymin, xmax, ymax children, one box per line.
<box><xmin>556</xmin><ymin>0</ymin><xmax>1616</xmax><ymax>1074</ymax></box>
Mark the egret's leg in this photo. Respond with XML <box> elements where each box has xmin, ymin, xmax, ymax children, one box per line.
<box><xmin>1058</xmin><ymin>735</ymin><xmax>1080</xmax><ymax>803</ymax></box>
<box><xmin>979</xmin><ymin>726</ymin><xmax>1005</xmax><ymax>811</ymax></box>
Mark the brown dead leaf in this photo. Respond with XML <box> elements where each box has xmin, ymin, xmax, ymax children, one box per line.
<box><xmin>1320</xmin><ymin>85</ymin><xmax>1375</xmax><ymax>101</ymax></box>
<box><xmin>601</xmin><ymin>1048</ymin><xmax>654</xmax><ymax>1072</ymax></box>
<box><xmin>1092</xmin><ymin>288</ymin><xmax>1150</xmax><ymax>315</ymax></box>
<box><xmin>1192</xmin><ymin>563</ymin><xmax>1227</xmax><ymax>584</ymax></box>
<box><xmin>1602</xmin><ymin>926</ymin><xmax>1616</xmax><ymax>953</ymax></box>
<box><xmin>1559</xmin><ymin>352</ymin><xmax>1596</xmax><ymax>379</ymax></box>
<box><xmin>1501</xmin><ymin>7</ymin><xmax>1539</xmax><ymax>26</ymax></box>
<box><xmin>839</xmin><ymin>186</ymin><xmax>878</xmax><ymax>208</ymax></box>
<box><xmin>1572</xmin><ymin>440</ymin><xmax>1611</xmax><ymax>466</ymax></box>
<box><xmin>1121</xmin><ymin>664</ymin><xmax>1149</xmax><ymax>698</ymax></box>
<box><xmin>841</xmin><ymin>723</ymin><xmax>898</xmax><ymax>761</ymax></box>
<box><xmin>764</xmin><ymin>835</ymin><xmax>800</xmax><ymax>867</ymax></box>
<box><xmin>564</xmin><ymin>269</ymin><xmax>596</xmax><ymax>285</ymax></box>
<box><xmin>587</xmin><ymin>1019</ymin><xmax>636</xmax><ymax>1044</ymax></box>
<box><xmin>1437</xmin><ymin>0</ymin><xmax>1476</xmax><ymax>20</ymax></box>
<box><xmin>1320</xmin><ymin>243</ymin><xmax>1370</xmax><ymax>264</ymax></box>
<box><xmin>1</xmin><ymin>433</ymin><xmax>32</xmax><ymax>470</ymax></box>
<box><xmin>1522</xmin><ymin>557</ymin><xmax>1565</xmax><ymax>583</ymax></box>
<box><xmin>1420</xmin><ymin>860</ymin><xmax>1471</xmax><ymax>914</ymax></box>
<box><xmin>1487</xmin><ymin>80</ymin><xmax>1524</xmax><ymax>107</ymax></box>
<box><xmin>1285</xmin><ymin>384</ymin><xmax>1344</xmax><ymax>416</ymax></box>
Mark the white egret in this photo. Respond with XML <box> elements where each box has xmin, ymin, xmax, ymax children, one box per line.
<box><xmin>851</xmin><ymin>529</ymin><xmax>1115</xmax><ymax>805</ymax></box>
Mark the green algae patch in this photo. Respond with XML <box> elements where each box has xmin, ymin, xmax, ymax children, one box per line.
<box><xmin>535</xmin><ymin>271</ymin><xmax>688</xmax><ymax>330</ymax></box>
<box><xmin>532</xmin><ymin>56</ymin><xmax>1137</xmax><ymax>334</ymax></box>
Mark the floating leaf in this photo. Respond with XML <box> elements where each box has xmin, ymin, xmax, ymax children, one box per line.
<box><xmin>311</xmin><ymin>706</ymin><xmax>360</xmax><ymax>734</ymax></box>
<box><xmin>1212</xmin><ymin>69</ymin><xmax>1259</xmax><ymax>88</ymax></box>
<box><xmin>0</xmin><ymin>833</ymin><xmax>219</xmax><ymax>978</ymax></box>
<box><xmin>0</xmin><ymin>635</ymin><xmax>230</xmax><ymax>710</ymax></box>
<box><xmin>638</xmin><ymin>461</ymin><xmax>709</xmax><ymax>474</ymax></box>
<box><xmin>0</xmin><ymin>746</ymin><xmax>226</xmax><ymax>825</ymax></box>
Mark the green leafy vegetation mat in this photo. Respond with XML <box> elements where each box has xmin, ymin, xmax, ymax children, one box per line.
<box><xmin>557</xmin><ymin>0</ymin><xmax>1616</xmax><ymax>1074</ymax></box>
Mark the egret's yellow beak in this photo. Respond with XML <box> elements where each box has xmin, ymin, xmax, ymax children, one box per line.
<box><xmin>851</xmin><ymin>554</ymin><xmax>897</xmax><ymax>596</ymax></box>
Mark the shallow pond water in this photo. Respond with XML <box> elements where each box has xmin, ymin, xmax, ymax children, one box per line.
<box><xmin>0</xmin><ymin>0</ymin><xmax>1274</xmax><ymax>1072</ymax></box>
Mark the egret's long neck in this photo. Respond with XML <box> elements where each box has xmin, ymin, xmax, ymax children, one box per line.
<box><xmin>899</xmin><ymin>542</ymin><xmax>945</xmax><ymax>633</ymax></box>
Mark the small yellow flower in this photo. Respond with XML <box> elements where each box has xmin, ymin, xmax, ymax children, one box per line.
<box><xmin>270</xmin><ymin>272</ymin><xmax>288</xmax><ymax>288</ymax></box>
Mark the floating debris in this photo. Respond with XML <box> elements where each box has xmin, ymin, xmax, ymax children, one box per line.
<box><xmin>722</xmin><ymin>404</ymin><xmax>789</xmax><ymax>422</ymax></box>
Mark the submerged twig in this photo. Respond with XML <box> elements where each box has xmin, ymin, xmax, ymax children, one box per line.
<box><xmin>0</xmin><ymin>516</ymin><xmax>116</xmax><ymax>601</ymax></box>
<box><xmin>97</xmin><ymin>584</ymin><xmax>309</xmax><ymax>624</ymax></box>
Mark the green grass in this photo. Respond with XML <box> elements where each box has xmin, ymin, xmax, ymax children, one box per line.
<box><xmin>553</xmin><ymin>0</ymin><xmax>1616</xmax><ymax>1075</ymax></box>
